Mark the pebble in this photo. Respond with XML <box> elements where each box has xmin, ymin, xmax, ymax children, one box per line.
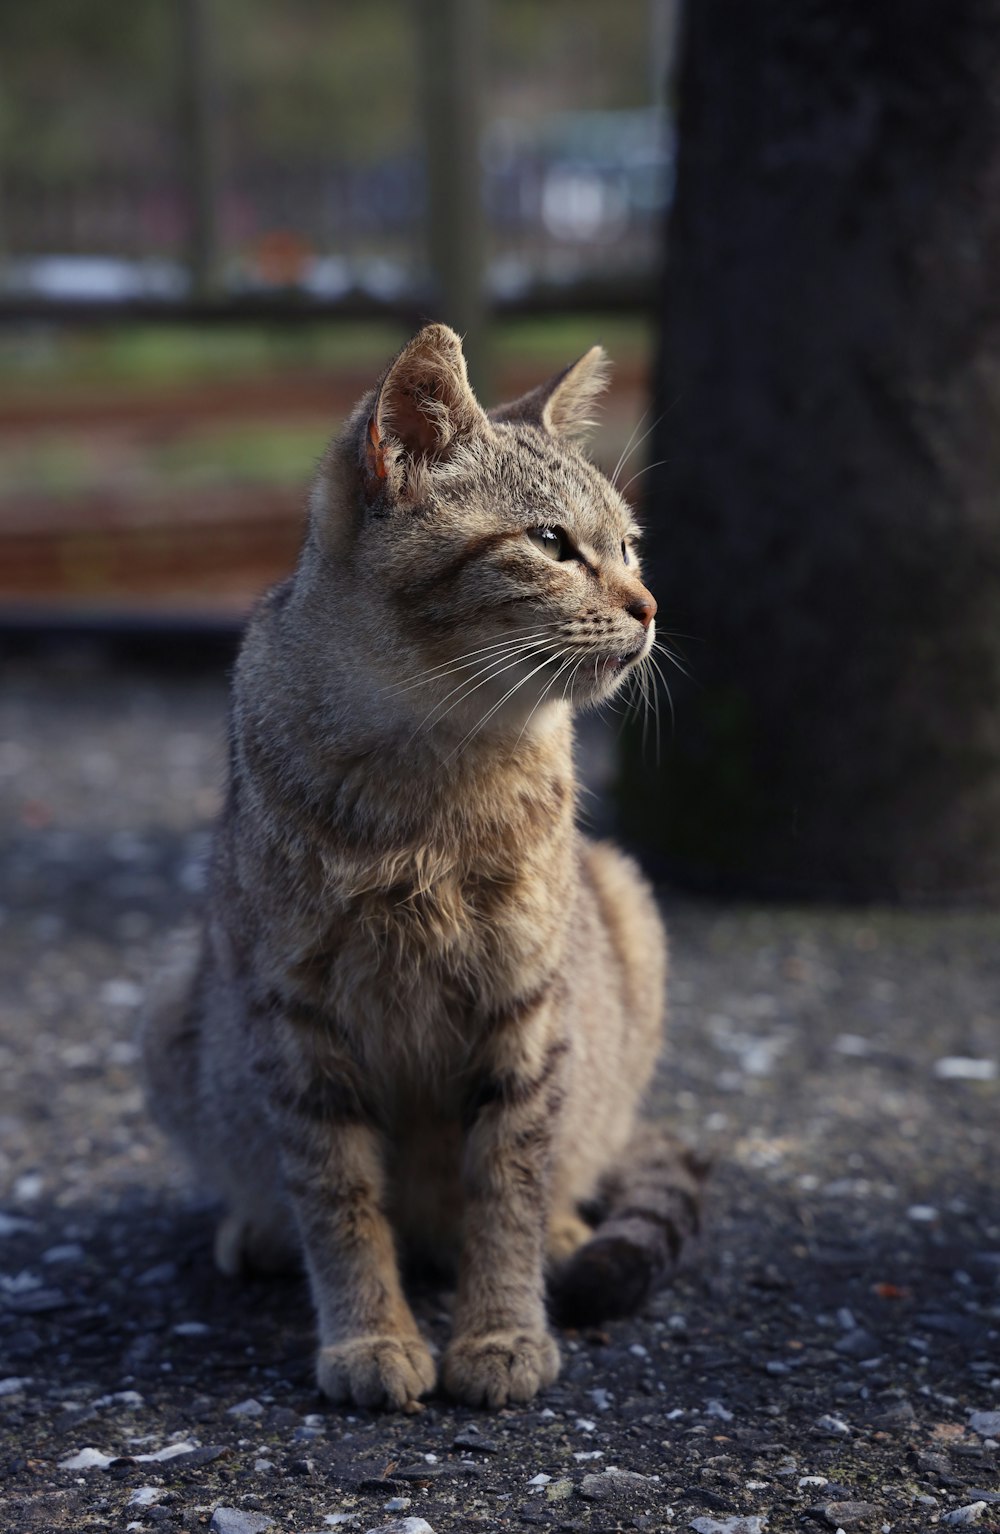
<box><xmin>173</xmin><ymin>1321</ymin><xmax>211</xmax><ymax>1336</ymax></box>
<box><xmin>210</xmin><ymin>1511</ymin><xmax>275</xmax><ymax>1534</ymax></box>
<box><xmin>689</xmin><ymin>1519</ymin><xmax>766</xmax><ymax>1534</ymax></box>
<box><xmin>452</xmin><ymin>1429</ymin><xmax>498</xmax><ymax>1453</ymax></box>
<box><xmin>933</xmin><ymin>1057</ymin><xmax>996</xmax><ymax>1082</ymax></box>
<box><xmin>526</xmin><ymin>1474</ymin><xmax>551</xmax><ymax>1487</ymax></box>
<box><xmin>943</xmin><ymin>1507</ymin><xmax>988</xmax><ymax>1527</ymax></box>
<box><xmin>128</xmin><ymin>1488</ymin><xmax>164</xmax><ymax>1507</ymax></box>
<box><xmin>42</xmin><ymin>1243</ymin><xmax>84</xmax><ymax>1264</ymax></box>
<box><xmin>705</xmin><ymin>1400</ymin><xmax>734</xmax><ymax>1421</ymax></box>
<box><xmin>227</xmin><ymin>1398</ymin><xmax>265</xmax><ymax>1418</ymax></box>
<box><xmin>835</xmin><ymin>1328</ymin><xmax>880</xmax><ymax>1359</ymax></box>
<box><xmin>816</xmin><ymin>1414</ymin><xmax>850</xmax><ymax>1436</ymax></box>
<box><xmin>809</xmin><ymin>1501</ymin><xmax>879</xmax><ymax>1530</ymax></box>
<box><xmin>383</xmin><ymin>1498</ymin><xmax>411</xmax><ymax>1512</ymax></box>
<box><xmin>968</xmin><ymin>1410</ymin><xmax>1000</xmax><ymax>1438</ymax></box>
<box><xmin>579</xmin><ymin>1467</ymin><xmax>656</xmax><ymax>1502</ymax></box>
<box><xmin>907</xmin><ymin>1205</ymin><xmax>939</xmax><ymax>1223</ymax></box>
<box><xmin>137</xmin><ymin>1262</ymin><xmax>177</xmax><ymax>1286</ymax></box>
<box><xmin>0</xmin><ymin>1377</ymin><xmax>32</xmax><ymax>1396</ymax></box>
<box><xmin>364</xmin><ymin>1522</ymin><xmax>435</xmax><ymax>1534</ymax></box>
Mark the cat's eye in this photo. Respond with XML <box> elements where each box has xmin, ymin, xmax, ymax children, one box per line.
<box><xmin>622</xmin><ymin>540</ymin><xmax>630</xmax><ymax>565</ymax></box>
<box><xmin>527</xmin><ymin>526</ymin><xmax>569</xmax><ymax>561</ymax></box>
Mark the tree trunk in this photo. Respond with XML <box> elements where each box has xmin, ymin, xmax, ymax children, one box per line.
<box><xmin>628</xmin><ymin>0</ymin><xmax>1000</xmax><ymax>901</ymax></box>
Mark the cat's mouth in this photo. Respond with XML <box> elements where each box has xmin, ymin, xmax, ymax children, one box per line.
<box><xmin>598</xmin><ymin>642</ymin><xmax>646</xmax><ymax>676</ymax></box>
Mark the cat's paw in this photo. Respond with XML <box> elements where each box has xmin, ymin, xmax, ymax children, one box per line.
<box><xmin>442</xmin><ymin>1328</ymin><xmax>560</xmax><ymax>1408</ymax></box>
<box><xmin>316</xmin><ymin>1334</ymin><xmax>437</xmax><ymax>1410</ymax></box>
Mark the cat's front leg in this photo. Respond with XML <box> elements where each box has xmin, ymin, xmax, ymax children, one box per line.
<box><xmin>261</xmin><ymin>1032</ymin><xmax>436</xmax><ymax>1410</ymax></box>
<box><xmin>442</xmin><ymin>1017</ymin><xmax>567</xmax><ymax>1408</ymax></box>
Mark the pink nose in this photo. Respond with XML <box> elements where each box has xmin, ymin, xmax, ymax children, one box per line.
<box><xmin>626</xmin><ymin>592</ymin><xmax>657</xmax><ymax>628</ymax></box>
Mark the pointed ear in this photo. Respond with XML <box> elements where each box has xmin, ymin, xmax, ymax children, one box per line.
<box><xmin>490</xmin><ymin>345</ymin><xmax>610</xmax><ymax>443</ymax></box>
<box><xmin>362</xmin><ymin>323</ymin><xmax>488</xmax><ymax>498</ymax></box>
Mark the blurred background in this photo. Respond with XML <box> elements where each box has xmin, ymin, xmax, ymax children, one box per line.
<box><xmin>0</xmin><ymin>0</ymin><xmax>675</xmax><ymax>622</ymax></box>
<box><xmin>3</xmin><ymin>0</ymin><xmax>1000</xmax><ymax>902</ymax></box>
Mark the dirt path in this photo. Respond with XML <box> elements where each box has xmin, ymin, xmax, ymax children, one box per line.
<box><xmin>1</xmin><ymin>653</ymin><xmax>997</xmax><ymax>1533</ymax></box>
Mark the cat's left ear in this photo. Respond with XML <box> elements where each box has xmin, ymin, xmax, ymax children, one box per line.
<box><xmin>362</xmin><ymin>323</ymin><xmax>489</xmax><ymax>498</ymax></box>
<box><xmin>490</xmin><ymin>345</ymin><xmax>610</xmax><ymax>444</ymax></box>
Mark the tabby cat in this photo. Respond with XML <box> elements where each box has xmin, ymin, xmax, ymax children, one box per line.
<box><xmin>142</xmin><ymin>325</ymin><xmax>701</xmax><ymax>1410</ymax></box>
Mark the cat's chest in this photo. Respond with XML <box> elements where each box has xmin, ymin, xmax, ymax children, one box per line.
<box><xmin>285</xmin><ymin>824</ymin><xmax>571</xmax><ymax>1033</ymax></box>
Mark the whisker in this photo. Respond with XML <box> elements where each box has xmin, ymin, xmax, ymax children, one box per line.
<box><xmin>511</xmin><ymin>649</ymin><xmax>577</xmax><ymax>751</ymax></box>
<box><xmin>609</xmin><ymin>407</ymin><xmax>649</xmax><ymax>489</ymax></box>
<box><xmin>392</xmin><ymin>636</ymin><xmax>552</xmax><ymax>698</ymax></box>
<box><xmin>645</xmin><ymin>651</ymin><xmax>675</xmax><ymax>742</ymax></box>
<box><xmin>611</xmin><ymin>411</ymin><xmax>663</xmax><ymax>491</ymax></box>
<box><xmin>619</xmin><ymin>455</ymin><xmax>673</xmax><ymax>502</ymax></box>
<box><xmin>447</xmin><ymin>650</ymin><xmax>566</xmax><ymax>761</ymax></box>
<box><xmin>408</xmin><ymin>643</ymin><xmax>551</xmax><ymax>740</ymax></box>
<box><xmin>652</xmin><ymin>639</ymin><xmax>695</xmax><ymax>684</ymax></box>
<box><xmin>390</xmin><ymin>626</ymin><xmax>558</xmax><ymax>693</ymax></box>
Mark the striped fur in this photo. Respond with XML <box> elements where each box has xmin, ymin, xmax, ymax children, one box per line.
<box><xmin>142</xmin><ymin>325</ymin><xmax>684</xmax><ymax>1411</ymax></box>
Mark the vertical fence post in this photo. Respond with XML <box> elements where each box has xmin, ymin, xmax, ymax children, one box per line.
<box><xmin>416</xmin><ymin>0</ymin><xmax>488</xmax><ymax>396</ymax></box>
<box><xmin>178</xmin><ymin>0</ymin><xmax>222</xmax><ymax>299</ymax></box>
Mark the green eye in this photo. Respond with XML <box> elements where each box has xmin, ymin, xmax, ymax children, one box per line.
<box><xmin>527</xmin><ymin>526</ymin><xmax>568</xmax><ymax>560</ymax></box>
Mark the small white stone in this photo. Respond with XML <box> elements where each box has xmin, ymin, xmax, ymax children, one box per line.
<box><xmin>137</xmin><ymin>1440</ymin><xmax>198</xmax><ymax>1463</ymax></box>
<box><xmin>575</xmin><ymin>1417</ymin><xmax>597</xmax><ymax>1432</ymax></box>
<box><xmin>227</xmin><ymin>1398</ymin><xmax>265</xmax><ymax>1418</ymax></box>
<box><xmin>173</xmin><ymin>1321</ymin><xmax>211</xmax><ymax>1336</ymax></box>
<box><xmin>629</xmin><ymin>1342</ymin><xmax>648</xmax><ymax>1357</ymax></box>
<box><xmin>573</xmin><ymin>1450</ymin><xmax>604</xmax><ymax>1461</ymax></box>
<box><xmin>933</xmin><ymin>1057</ymin><xmax>996</xmax><ymax>1082</ymax></box>
<box><xmin>128</xmin><ymin>1488</ymin><xmax>163</xmax><ymax>1507</ymax></box>
<box><xmin>42</xmin><ymin>1244</ymin><xmax>84</xmax><ymax>1265</ymax></box>
<box><xmin>968</xmin><ymin>1410</ymin><xmax>1000</xmax><ymax>1437</ymax></box>
<box><xmin>816</xmin><ymin>1413</ymin><xmax>850</xmax><ymax>1435</ymax></box>
<box><xmin>364</xmin><ymin>1521</ymin><xmax>435</xmax><ymax>1534</ymax></box>
<box><xmin>100</xmin><ymin>978</ymin><xmax>144</xmax><ymax>1009</ymax></box>
<box><xmin>798</xmin><ymin>1475</ymin><xmax>829</xmax><ymax>1488</ymax></box>
<box><xmin>0</xmin><ymin>1377</ymin><xmax>31</xmax><ymax>1396</ymax></box>
<box><xmin>383</xmin><ymin>1497</ymin><xmax>411</xmax><ymax>1512</ymax></box>
<box><xmin>254</xmin><ymin>1459</ymin><xmax>275</xmax><ymax>1472</ymax></box>
<box><xmin>59</xmin><ymin>1447</ymin><xmax>112</xmax><ymax>1470</ymax></box>
<box><xmin>907</xmin><ymin>1205</ymin><xmax>939</xmax><ymax>1223</ymax></box>
<box><xmin>942</xmin><ymin>1506</ymin><xmax>988</xmax><ymax>1527</ymax></box>
<box><xmin>526</xmin><ymin>1474</ymin><xmax>551</xmax><ymax>1486</ymax></box>
<box><xmin>705</xmin><ymin>1400</ymin><xmax>733</xmax><ymax>1422</ymax></box>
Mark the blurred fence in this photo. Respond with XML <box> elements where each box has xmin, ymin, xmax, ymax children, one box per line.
<box><xmin>1</xmin><ymin>111</ymin><xmax>669</xmax><ymax>316</ymax></box>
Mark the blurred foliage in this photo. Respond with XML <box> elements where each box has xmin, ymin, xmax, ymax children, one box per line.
<box><xmin>0</xmin><ymin>0</ymin><xmax>654</xmax><ymax>179</ymax></box>
<box><xmin>0</xmin><ymin>315</ymin><xmax>649</xmax><ymax>391</ymax></box>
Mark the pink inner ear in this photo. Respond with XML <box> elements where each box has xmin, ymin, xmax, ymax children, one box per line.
<box><xmin>389</xmin><ymin>382</ymin><xmax>441</xmax><ymax>459</ymax></box>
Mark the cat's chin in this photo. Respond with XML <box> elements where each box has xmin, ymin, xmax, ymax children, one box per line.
<box><xmin>572</xmin><ymin>650</ymin><xmax>646</xmax><ymax>708</ymax></box>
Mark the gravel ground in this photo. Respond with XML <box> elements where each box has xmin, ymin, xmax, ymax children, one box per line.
<box><xmin>1</xmin><ymin>648</ymin><xmax>998</xmax><ymax>1534</ymax></box>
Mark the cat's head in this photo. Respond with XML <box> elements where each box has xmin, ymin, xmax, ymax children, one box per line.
<box><xmin>309</xmin><ymin>323</ymin><xmax>657</xmax><ymax>737</ymax></box>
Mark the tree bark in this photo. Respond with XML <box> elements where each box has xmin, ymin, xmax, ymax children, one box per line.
<box><xmin>628</xmin><ymin>0</ymin><xmax>1000</xmax><ymax>901</ymax></box>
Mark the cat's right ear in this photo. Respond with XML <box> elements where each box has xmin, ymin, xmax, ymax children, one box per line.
<box><xmin>490</xmin><ymin>346</ymin><xmax>610</xmax><ymax>444</ymax></box>
<box><xmin>360</xmin><ymin>323</ymin><xmax>489</xmax><ymax>503</ymax></box>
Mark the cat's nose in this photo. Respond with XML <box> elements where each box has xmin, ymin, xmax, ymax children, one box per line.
<box><xmin>626</xmin><ymin>591</ymin><xmax>657</xmax><ymax>628</ymax></box>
